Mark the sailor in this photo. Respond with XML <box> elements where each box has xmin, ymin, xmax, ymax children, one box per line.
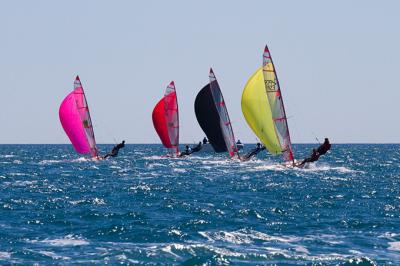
<box><xmin>298</xmin><ymin>148</ymin><xmax>320</xmax><ymax>167</ymax></box>
<box><xmin>103</xmin><ymin>140</ymin><xmax>125</xmax><ymax>159</ymax></box>
<box><xmin>236</xmin><ymin>139</ymin><xmax>244</xmax><ymax>150</ymax></box>
<box><xmin>241</xmin><ymin>143</ymin><xmax>265</xmax><ymax>161</ymax></box>
<box><xmin>191</xmin><ymin>142</ymin><xmax>203</xmax><ymax>153</ymax></box>
<box><xmin>185</xmin><ymin>145</ymin><xmax>192</xmax><ymax>154</ymax></box>
<box><xmin>179</xmin><ymin>145</ymin><xmax>193</xmax><ymax>157</ymax></box>
<box><xmin>203</xmin><ymin>137</ymin><xmax>208</xmax><ymax>144</ymax></box>
<box><xmin>317</xmin><ymin>138</ymin><xmax>331</xmax><ymax>155</ymax></box>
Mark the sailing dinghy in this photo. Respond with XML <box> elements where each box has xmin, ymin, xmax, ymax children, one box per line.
<box><xmin>194</xmin><ymin>68</ymin><xmax>238</xmax><ymax>158</ymax></box>
<box><xmin>241</xmin><ymin>45</ymin><xmax>295</xmax><ymax>165</ymax></box>
<box><xmin>59</xmin><ymin>76</ymin><xmax>99</xmax><ymax>159</ymax></box>
<box><xmin>152</xmin><ymin>81</ymin><xmax>180</xmax><ymax>157</ymax></box>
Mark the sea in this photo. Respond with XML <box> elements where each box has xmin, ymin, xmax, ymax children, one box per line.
<box><xmin>0</xmin><ymin>144</ymin><xmax>399</xmax><ymax>265</ymax></box>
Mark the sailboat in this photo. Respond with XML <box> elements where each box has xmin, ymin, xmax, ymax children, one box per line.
<box><xmin>152</xmin><ymin>81</ymin><xmax>179</xmax><ymax>156</ymax></box>
<box><xmin>241</xmin><ymin>45</ymin><xmax>295</xmax><ymax>165</ymax></box>
<box><xmin>59</xmin><ymin>76</ymin><xmax>99</xmax><ymax>158</ymax></box>
<box><xmin>194</xmin><ymin>68</ymin><xmax>237</xmax><ymax>157</ymax></box>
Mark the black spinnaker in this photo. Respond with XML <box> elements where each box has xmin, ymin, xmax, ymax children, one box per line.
<box><xmin>194</xmin><ymin>69</ymin><xmax>237</xmax><ymax>157</ymax></box>
<box><xmin>195</xmin><ymin>83</ymin><xmax>227</xmax><ymax>152</ymax></box>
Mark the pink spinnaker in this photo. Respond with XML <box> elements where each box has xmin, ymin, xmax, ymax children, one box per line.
<box><xmin>59</xmin><ymin>76</ymin><xmax>98</xmax><ymax>157</ymax></box>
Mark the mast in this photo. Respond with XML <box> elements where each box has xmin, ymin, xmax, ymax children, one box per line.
<box><xmin>152</xmin><ymin>81</ymin><xmax>179</xmax><ymax>157</ymax></box>
<box><xmin>209</xmin><ymin>68</ymin><xmax>237</xmax><ymax>157</ymax></box>
<box><xmin>164</xmin><ymin>81</ymin><xmax>179</xmax><ymax>156</ymax></box>
<box><xmin>263</xmin><ymin>46</ymin><xmax>294</xmax><ymax>163</ymax></box>
<box><xmin>59</xmin><ymin>76</ymin><xmax>98</xmax><ymax>158</ymax></box>
<box><xmin>74</xmin><ymin>76</ymin><xmax>98</xmax><ymax>158</ymax></box>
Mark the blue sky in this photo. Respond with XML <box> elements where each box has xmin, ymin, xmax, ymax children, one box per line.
<box><xmin>1</xmin><ymin>0</ymin><xmax>399</xmax><ymax>143</ymax></box>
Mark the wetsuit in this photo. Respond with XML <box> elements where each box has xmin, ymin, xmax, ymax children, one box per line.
<box><xmin>103</xmin><ymin>142</ymin><xmax>125</xmax><ymax>159</ymax></box>
<box><xmin>179</xmin><ymin>147</ymin><xmax>192</xmax><ymax>157</ymax></box>
<box><xmin>241</xmin><ymin>145</ymin><xmax>265</xmax><ymax>161</ymax></box>
<box><xmin>317</xmin><ymin>141</ymin><xmax>331</xmax><ymax>155</ymax></box>
<box><xmin>299</xmin><ymin>150</ymin><xmax>320</xmax><ymax>166</ymax></box>
<box><xmin>191</xmin><ymin>142</ymin><xmax>203</xmax><ymax>153</ymax></box>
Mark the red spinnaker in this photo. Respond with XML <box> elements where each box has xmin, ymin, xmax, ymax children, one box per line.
<box><xmin>152</xmin><ymin>81</ymin><xmax>179</xmax><ymax>155</ymax></box>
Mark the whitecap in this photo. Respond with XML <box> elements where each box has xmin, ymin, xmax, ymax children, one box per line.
<box><xmin>92</xmin><ymin>198</ymin><xmax>106</xmax><ymax>205</ymax></box>
<box><xmin>293</xmin><ymin>245</ymin><xmax>309</xmax><ymax>254</ymax></box>
<box><xmin>388</xmin><ymin>241</ymin><xmax>400</xmax><ymax>251</ymax></box>
<box><xmin>13</xmin><ymin>180</ymin><xmax>37</xmax><ymax>186</ymax></box>
<box><xmin>8</xmin><ymin>172</ymin><xmax>28</xmax><ymax>177</ymax></box>
<box><xmin>252</xmin><ymin>163</ymin><xmax>288</xmax><ymax>172</ymax></box>
<box><xmin>37</xmin><ymin>251</ymin><xmax>70</xmax><ymax>260</ymax></box>
<box><xmin>30</xmin><ymin>235</ymin><xmax>89</xmax><ymax>246</ymax></box>
<box><xmin>300</xmin><ymin>163</ymin><xmax>363</xmax><ymax>174</ymax></box>
<box><xmin>143</xmin><ymin>155</ymin><xmax>168</xmax><ymax>160</ymax></box>
<box><xmin>147</xmin><ymin>163</ymin><xmax>165</xmax><ymax>169</ymax></box>
<box><xmin>346</xmin><ymin>257</ymin><xmax>377</xmax><ymax>266</ymax></box>
<box><xmin>0</xmin><ymin>155</ymin><xmax>15</xmax><ymax>158</ymax></box>
<box><xmin>160</xmin><ymin>244</ymin><xmax>186</xmax><ymax>258</ymax></box>
<box><xmin>169</xmin><ymin>229</ymin><xmax>183</xmax><ymax>236</ymax></box>
<box><xmin>199</xmin><ymin>229</ymin><xmax>301</xmax><ymax>245</ymax></box>
<box><xmin>0</xmin><ymin>252</ymin><xmax>11</xmax><ymax>259</ymax></box>
<box><xmin>378</xmin><ymin>232</ymin><xmax>399</xmax><ymax>239</ymax></box>
<box><xmin>201</xmin><ymin>159</ymin><xmax>234</xmax><ymax>166</ymax></box>
<box><xmin>69</xmin><ymin>199</ymin><xmax>86</xmax><ymax>205</ymax></box>
<box><xmin>129</xmin><ymin>184</ymin><xmax>151</xmax><ymax>192</ymax></box>
<box><xmin>322</xmin><ymin>176</ymin><xmax>349</xmax><ymax>181</ymax></box>
<box><xmin>71</xmin><ymin>157</ymin><xmax>90</xmax><ymax>163</ymax></box>
<box><xmin>38</xmin><ymin>160</ymin><xmax>62</xmax><ymax>165</ymax></box>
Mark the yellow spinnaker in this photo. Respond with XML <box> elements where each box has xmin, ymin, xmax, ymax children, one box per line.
<box><xmin>241</xmin><ymin>67</ymin><xmax>281</xmax><ymax>154</ymax></box>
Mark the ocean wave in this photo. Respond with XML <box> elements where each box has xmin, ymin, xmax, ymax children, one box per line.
<box><xmin>145</xmin><ymin>242</ymin><xmax>376</xmax><ymax>264</ymax></box>
<box><xmin>198</xmin><ymin>229</ymin><xmax>301</xmax><ymax>245</ymax></box>
<box><xmin>38</xmin><ymin>159</ymin><xmax>63</xmax><ymax>165</ymax></box>
<box><xmin>0</xmin><ymin>252</ymin><xmax>11</xmax><ymax>260</ymax></box>
<box><xmin>28</xmin><ymin>235</ymin><xmax>89</xmax><ymax>247</ymax></box>
<box><xmin>249</xmin><ymin>162</ymin><xmax>361</xmax><ymax>174</ymax></box>
<box><xmin>0</xmin><ymin>144</ymin><xmax>398</xmax><ymax>264</ymax></box>
<box><xmin>200</xmin><ymin>159</ymin><xmax>235</xmax><ymax>166</ymax></box>
<box><xmin>8</xmin><ymin>172</ymin><xmax>30</xmax><ymax>177</ymax></box>
<box><xmin>378</xmin><ymin>232</ymin><xmax>399</xmax><ymax>239</ymax></box>
<box><xmin>143</xmin><ymin>155</ymin><xmax>169</xmax><ymax>160</ymax></box>
<box><xmin>72</xmin><ymin>157</ymin><xmax>91</xmax><ymax>162</ymax></box>
<box><xmin>173</xmin><ymin>168</ymin><xmax>186</xmax><ymax>173</ymax></box>
<box><xmin>36</xmin><ymin>251</ymin><xmax>70</xmax><ymax>260</ymax></box>
<box><xmin>168</xmin><ymin>229</ymin><xmax>183</xmax><ymax>237</ymax></box>
<box><xmin>129</xmin><ymin>184</ymin><xmax>151</xmax><ymax>192</ymax></box>
<box><xmin>11</xmin><ymin>180</ymin><xmax>37</xmax><ymax>187</ymax></box>
<box><xmin>388</xmin><ymin>241</ymin><xmax>400</xmax><ymax>251</ymax></box>
<box><xmin>0</xmin><ymin>155</ymin><xmax>15</xmax><ymax>158</ymax></box>
<box><xmin>147</xmin><ymin>163</ymin><xmax>165</xmax><ymax>169</ymax></box>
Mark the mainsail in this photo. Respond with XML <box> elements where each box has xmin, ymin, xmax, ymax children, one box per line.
<box><xmin>152</xmin><ymin>81</ymin><xmax>179</xmax><ymax>155</ymax></box>
<box><xmin>241</xmin><ymin>45</ymin><xmax>294</xmax><ymax>162</ymax></box>
<box><xmin>59</xmin><ymin>76</ymin><xmax>99</xmax><ymax>158</ymax></box>
<box><xmin>194</xmin><ymin>68</ymin><xmax>237</xmax><ymax>157</ymax></box>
